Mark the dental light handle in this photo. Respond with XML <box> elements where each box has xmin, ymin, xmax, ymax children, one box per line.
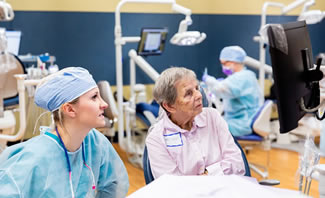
<box><xmin>196</xmin><ymin>33</ymin><xmax>207</xmax><ymax>44</ymax></box>
<box><xmin>0</xmin><ymin>0</ymin><xmax>14</xmax><ymax>21</ymax></box>
<box><xmin>178</xmin><ymin>18</ymin><xmax>190</xmax><ymax>33</ymax></box>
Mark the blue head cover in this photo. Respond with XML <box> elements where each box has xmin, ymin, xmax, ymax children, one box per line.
<box><xmin>219</xmin><ymin>46</ymin><xmax>247</xmax><ymax>63</ymax></box>
<box><xmin>35</xmin><ymin>67</ymin><xmax>97</xmax><ymax>112</ymax></box>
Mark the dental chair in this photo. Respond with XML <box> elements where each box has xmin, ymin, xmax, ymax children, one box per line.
<box><xmin>135</xmin><ymin>101</ymin><xmax>159</xmax><ymax>127</ymax></box>
<box><xmin>0</xmin><ymin>54</ymin><xmax>26</xmax><ymax>152</ymax></box>
<box><xmin>97</xmin><ymin>80</ymin><xmax>119</xmax><ymax>138</ymax></box>
<box><xmin>235</xmin><ymin>100</ymin><xmax>274</xmax><ymax>179</ymax></box>
<box><xmin>1</xmin><ymin>55</ymin><xmax>25</xmax><ymax>109</ymax></box>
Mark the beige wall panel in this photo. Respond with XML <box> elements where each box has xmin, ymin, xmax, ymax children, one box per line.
<box><xmin>8</xmin><ymin>0</ymin><xmax>325</xmax><ymax>15</ymax></box>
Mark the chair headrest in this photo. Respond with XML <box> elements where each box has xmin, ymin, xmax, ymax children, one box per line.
<box><xmin>1</xmin><ymin>54</ymin><xmax>25</xmax><ymax>100</ymax></box>
<box><xmin>250</xmin><ymin>100</ymin><xmax>273</xmax><ymax>129</ymax></box>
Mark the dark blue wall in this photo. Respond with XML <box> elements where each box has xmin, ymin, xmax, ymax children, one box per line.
<box><xmin>1</xmin><ymin>11</ymin><xmax>324</xmax><ymax>85</ymax></box>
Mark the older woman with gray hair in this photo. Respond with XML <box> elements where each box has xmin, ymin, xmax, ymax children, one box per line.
<box><xmin>146</xmin><ymin>67</ymin><xmax>245</xmax><ymax>179</ymax></box>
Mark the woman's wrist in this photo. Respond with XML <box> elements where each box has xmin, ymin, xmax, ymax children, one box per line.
<box><xmin>203</xmin><ymin>168</ymin><xmax>208</xmax><ymax>175</ymax></box>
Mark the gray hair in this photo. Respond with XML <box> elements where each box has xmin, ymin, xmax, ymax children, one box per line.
<box><xmin>153</xmin><ymin>67</ymin><xmax>197</xmax><ymax>106</ymax></box>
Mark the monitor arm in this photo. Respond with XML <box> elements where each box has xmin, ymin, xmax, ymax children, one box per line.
<box><xmin>299</xmin><ymin>53</ymin><xmax>324</xmax><ymax>114</ymax></box>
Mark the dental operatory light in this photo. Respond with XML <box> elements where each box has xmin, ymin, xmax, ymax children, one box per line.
<box><xmin>298</xmin><ymin>10</ymin><xmax>324</xmax><ymax>24</ymax></box>
<box><xmin>0</xmin><ymin>0</ymin><xmax>14</xmax><ymax>21</ymax></box>
<box><xmin>170</xmin><ymin>16</ymin><xmax>206</xmax><ymax>46</ymax></box>
<box><xmin>170</xmin><ymin>31</ymin><xmax>206</xmax><ymax>46</ymax></box>
<box><xmin>297</xmin><ymin>0</ymin><xmax>324</xmax><ymax>24</ymax></box>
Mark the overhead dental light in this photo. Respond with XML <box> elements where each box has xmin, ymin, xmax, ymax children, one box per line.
<box><xmin>0</xmin><ymin>0</ymin><xmax>14</xmax><ymax>21</ymax></box>
<box><xmin>170</xmin><ymin>15</ymin><xmax>206</xmax><ymax>46</ymax></box>
<box><xmin>297</xmin><ymin>0</ymin><xmax>324</xmax><ymax>24</ymax></box>
<box><xmin>298</xmin><ymin>10</ymin><xmax>324</xmax><ymax>24</ymax></box>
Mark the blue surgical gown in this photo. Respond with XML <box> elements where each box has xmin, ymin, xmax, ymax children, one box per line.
<box><xmin>209</xmin><ymin>68</ymin><xmax>262</xmax><ymax>136</ymax></box>
<box><xmin>0</xmin><ymin>128</ymin><xmax>129</xmax><ymax>198</ymax></box>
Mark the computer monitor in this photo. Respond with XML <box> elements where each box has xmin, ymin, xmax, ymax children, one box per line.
<box><xmin>5</xmin><ymin>30</ymin><xmax>21</xmax><ymax>56</ymax></box>
<box><xmin>137</xmin><ymin>28</ymin><xmax>168</xmax><ymax>56</ymax></box>
<box><xmin>267</xmin><ymin>21</ymin><xmax>322</xmax><ymax>133</ymax></box>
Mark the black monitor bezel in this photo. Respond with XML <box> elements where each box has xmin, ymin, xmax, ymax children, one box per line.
<box><xmin>137</xmin><ymin>27</ymin><xmax>168</xmax><ymax>56</ymax></box>
<box><xmin>268</xmin><ymin>20</ymin><xmax>319</xmax><ymax>133</ymax></box>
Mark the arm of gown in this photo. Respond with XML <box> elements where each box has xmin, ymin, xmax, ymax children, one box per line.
<box><xmin>96</xmin><ymin>141</ymin><xmax>129</xmax><ymax>198</ymax></box>
<box><xmin>0</xmin><ymin>170</ymin><xmax>20</xmax><ymax>198</ymax></box>
<box><xmin>205</xmin><ymin>75</ymin><xmax>235</xmax><ymax>99</ymax></box>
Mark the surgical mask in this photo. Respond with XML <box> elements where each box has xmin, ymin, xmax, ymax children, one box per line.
<box><xmin>222</xmin><ymin>65</ymin><xmax>234</xmax><ymax>76</ymax></box>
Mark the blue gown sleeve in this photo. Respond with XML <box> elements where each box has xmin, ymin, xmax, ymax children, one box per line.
<box><xmin>96</xmin><ymin>140</ymin><xmax>129</xmax><ymax>198</ymax></box>
<box><xmin>0</xmin><ymin>170</ymin><xmax>20</xmax><ymax>198</ymax></box>
<box><xmin>205</xmin><ymin>75</ymin><xmax>235</xmax><ymax>99</ymax></box>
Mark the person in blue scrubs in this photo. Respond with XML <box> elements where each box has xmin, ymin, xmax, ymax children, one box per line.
<box><xmin>0</xmin><ymin>67</ymin><xmax>129</xmax><ymax>198</ymax></box>
<box><xmin>204</xmin><ymin>46</ymin><xmax>263</xmax><ymax>136</ymax></box>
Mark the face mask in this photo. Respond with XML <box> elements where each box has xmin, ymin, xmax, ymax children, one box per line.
<box><xmin>222</xmin><ymin>65</ymin><xmax>233</xmax><ymax>76</ymax></box>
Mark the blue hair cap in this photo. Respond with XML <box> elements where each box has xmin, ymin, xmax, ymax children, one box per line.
<box><xmin>34</xmin><ymin>67</ymin><xmax>97</xmax><ymax>112</ymax></box>
<box><xmin>219</xmin><ymin>46</ymin><xmax>247</xmax><ymax>63</ymax></box>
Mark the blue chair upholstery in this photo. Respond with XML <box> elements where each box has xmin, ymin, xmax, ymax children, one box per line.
<box><xmin>136</xmin><ymin>101</ymin><xmax>159</xmax><ymax>127</ymax></box>
<box><xmin>236</xmin><ymin>134</ymin><xmax>264</xmax><ymax>141</ymax></box>
<box><xmin>232</xmin><ymin>135</ymin><xmax>251</xmax><ymax>177</ymax></box>
<box><xmin>3</xmin><ymin>96</ymin><xmax>20</xmax><ymax>107</ymax></box>
<box><xmin>143</xmin><ymin>145</ymin><xmax>155</xmax><ymax>184</ymax></box>
<box><xmin>200</xmin><ymin>86</ymin><xmax>209</xmax><ymax>107</ymax></box>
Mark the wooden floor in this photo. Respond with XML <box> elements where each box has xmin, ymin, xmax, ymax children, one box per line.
<box><xmin>113</xmin><ymin>143</ymin><xmax>325</xmax><ymax>198</ymax></box>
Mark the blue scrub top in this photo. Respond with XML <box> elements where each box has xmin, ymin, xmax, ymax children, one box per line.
<box><xmin>0</xmin><ymin>128</ymin><xmax>129</xmax><ymax>198</ymax></box>
<box><xmin>222</xmin><ymin>69</ymin><xmax>262</xmax><ymax>136</ymax></box>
